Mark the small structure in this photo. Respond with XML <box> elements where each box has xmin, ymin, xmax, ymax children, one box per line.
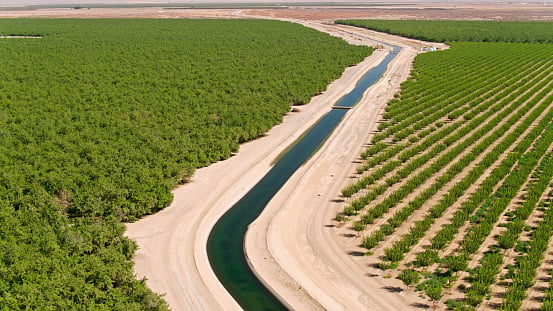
<box><xmin>332</xmin><ymin>106</ymin><xmax>352</xmax><ymax>110</ymax></box>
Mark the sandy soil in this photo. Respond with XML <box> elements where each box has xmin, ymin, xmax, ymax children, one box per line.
<box><xmin>0</xmin><ymin>7</ymin><xmax>239</xmax><ymax>19</ymax></box>
<box><xmin>123</xmin><ymin>18</ymin><xmax>430</xmax><ymax>310</ymax></box>
<box><xmin>2</xmin><ymin>3</ymin><xmax>553</xmax><ymax>21</ymax></box>
<box><xmin>245</xmin><ymin>22</ymin><xmax>435</xmax><ymax>310</ymax></box>
<box><xmin>243</xmin><ymin>4</ymin><xmax>553</xmax><ymax>22</ymax></box>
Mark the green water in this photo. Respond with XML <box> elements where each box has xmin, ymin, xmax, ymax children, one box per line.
<box><xmin>207</xmin><ymin>46</ymin><xmax>400</xmax><ymax>310</ymax></box>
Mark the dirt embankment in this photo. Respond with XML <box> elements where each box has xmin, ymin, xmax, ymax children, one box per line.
<box><xmin>124</xmin><ymin>17</ymin><xmax>432</xmax><ymax>310</ymax></box>
<box><xmin>245</xmin><ymin>22</ymin><xmax>438</xmax><ymax>310</ymax></box>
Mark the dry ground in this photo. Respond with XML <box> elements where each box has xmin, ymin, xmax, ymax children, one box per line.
<box><xmin>2</xmin><ymin>3</ymin><xmax>553</xmax><ymax>21</ymax></box>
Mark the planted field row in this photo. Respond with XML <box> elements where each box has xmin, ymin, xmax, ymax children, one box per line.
<box><xmin>390</xmin><ymin>75</ymin><xmax>553</xmax><ymax>261</ymax></box>
<box><xmin>341</xmin><ymin>43</ymin><xmax>553</xmax><ymax>202</ymax></box>
<box><xmin>339</xmin><ymin>43</ymin><xmax>553</xmax><ymax>230</ymax></box>
<box><xmin>440</xmin><ymin>121</ymin><xmax>553</xmax><ymax>308</ymax></box>
<box><xmin>334</xmin><ymin>25</ymin><xmax>553</xmax><ymax>309</ymax></box>
<box><xmin>336</xmin><ymin>19</ymin><xmax>553</xmax><ymax>43</ymax></box>
<box><xmin>377</xmin><ymin>86</ymin><xmax>553</xmax><ymax>263</ymax></box>
<box><xmin>491</xmin><ymin>151</ymin><xmax>553</xmax><ymax>310</ymax></box>
<box><xmin>352</xmin><ymin>53</ymin><xmax>547</xmax><ymax>178</ymax></box>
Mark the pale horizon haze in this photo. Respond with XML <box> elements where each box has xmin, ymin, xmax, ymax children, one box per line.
<box><xmin>2</xmin><ymin>0</ymin><xmax>553</xmax><ymax>7</ymax></box>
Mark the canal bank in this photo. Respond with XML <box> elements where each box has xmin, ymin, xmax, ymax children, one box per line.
<box><xmin>243</xmin><ymin>33</ymin><xmax>428</xmax><ymax>309</ymax></box>
<box><xmin>207</xmin><ymin>45</ymin><xmax>400</xmax><ymax>309</ymax></box>
<box><xmin>125</xmin><ymin>21</ymin><xmax>432</xmax><ymax>310</ymax></box>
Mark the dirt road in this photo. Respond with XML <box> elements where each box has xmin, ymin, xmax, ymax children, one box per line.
<box><xmin>244</xmin><ymin>23</ymin><xmax>436</xmax><ymax>310</ymax></box>
<box><xmin>125</xmin><ymin>21</ymin><xmax>427</xmax><ymax>310</ymax></box>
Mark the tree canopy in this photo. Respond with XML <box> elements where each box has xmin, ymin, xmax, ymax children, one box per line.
<box><xmin>337</xmin><ymin>19</ymin><xmax>553</xmax><ymax>43</ymax></box>
<box><xmin>0</xmin><ymin>18</ymin><xmax>371</xmax><ymax>309</ymax></box>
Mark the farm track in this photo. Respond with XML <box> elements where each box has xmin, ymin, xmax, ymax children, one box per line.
<box><xmin>126</xmin><ymin>19</ymin><xmax>433</xmax><ymax>310</ymax></box>
<box><xmin>243</xmin><ymin>20</ymin><xmax>445</xmax><ymax>310</ymax></box>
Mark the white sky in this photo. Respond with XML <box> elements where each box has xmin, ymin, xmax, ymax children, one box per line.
<box><xmin>2</xmin><ymin>0</ymin><xmax>552</xmax><ymax>7</ymax></box>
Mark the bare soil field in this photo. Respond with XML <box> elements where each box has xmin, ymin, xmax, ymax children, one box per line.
<box><xmin>0</xmin><ymin>7</ymin><xmax>238</xmax><ymax>18</ymax></box>
<box><xmin>1</xmin><ymin>3</ymin><xmax>553</xmax><ymax>21</ymax></box>
<box><xmin>243</xmin><ymin>3</ymin><xmax>553</xmax><ymax>22</ymax></box>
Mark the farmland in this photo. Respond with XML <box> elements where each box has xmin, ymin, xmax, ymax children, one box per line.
<box><xmin>0</xmin><ymin>19</ymin><xmax>370</xmax><ymax>309</ymax></box>
<box><xmin>336</xmin><ymin>20</ymin><xmax>553</xmax><ymax>310</ymax></box>
<box><xmin>337</xmin><ymin>20</ymin><xmax>553</xmax><ymax>43</ymax></box>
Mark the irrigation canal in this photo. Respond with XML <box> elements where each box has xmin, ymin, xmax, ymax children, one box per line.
<box><xmin>207</xmin><ymin>46</ymin><xmax>401</xmax><ymax>310</ymax></box>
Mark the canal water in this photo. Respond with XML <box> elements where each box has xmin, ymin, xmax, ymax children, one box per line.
<box><xmin>207</xmin><ymin>46</ymin><xmax>400</xmax><ymax>310</ymax></box>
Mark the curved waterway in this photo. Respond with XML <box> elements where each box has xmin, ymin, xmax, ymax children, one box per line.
<box><xmin>207</xmin><ymin>46</ymin><xmax>400</xmax><ymax>310</ymax></box>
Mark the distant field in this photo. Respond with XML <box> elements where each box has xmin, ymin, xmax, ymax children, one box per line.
<box><xmin>0</xmin><ymin>19</ymin><xmax>370</xmax><ymax>309</ymax></box>
<box><xmin>338</xmin><ymin>20</ymin><xmax>553</xmax><ymax>310</ymax></box>
<box><xmin>0</xmin><ymin>0</ymin><xmax>425</xmax><ymax>8</ymax></box>
<box><xmin>337</xmin><ymin>19</ymin><xmax>553</xmax><ymax>43</ymax></box>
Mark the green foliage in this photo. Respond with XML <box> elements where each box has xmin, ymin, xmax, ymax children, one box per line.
<box><xmin>334</xmin><ymin>213</ymin><xmax>347</xmax><ymax>222</ymax></box>
<box><xmin>0</xmin><ymin>19</ymin><xmax>370</xmax><ymax>308</ymax></box>
<box><xmin>342</xmin><ymin>42</ymin><xmax>553</xmax><ymax>247</ymax></box>
<box><xmin>500</xmin><ymin>155</ymin><xmax>553</xmax><ymax>310</ymax></box>
<box><xmin>336</xmin><ymin>20</ymin><xmax>553</xmax><ymax>43</ymax></box>
<box><xmin>397</xmin><ymin>269</ymin><xmax>420</xmax><ymax>287</ymax></box>
<box><xmin>352</xmin><ymin>221</ymin><xmax>365</xmax><ymax>232</ymax></box>
<box><xmin>443</xmin><ymin>255</ymin><xmax>468</xmax><ymax>273</ymax></box>
<box><xmin>0</xmin><ymin>205</ymin><xmax>166</xmax><ymax>310</ymax></box>
<box><xmin>337</xmin><ymin>20</ymin><xmax>553</xmax><ymax>310</ymax></box>
<box><xmin>446</xmin><ymin>299</ymin><xmax>466</xmax><ymax>310</ymax></box>
<box><xmin>426</xmin><ymin>282</ymin><xmax>444</xmax><ymax>302</ymax></box>
<box><xmin>415</xmin><ymin>249</ymin><xmax>439</xmax><ymax>267</ymax></box>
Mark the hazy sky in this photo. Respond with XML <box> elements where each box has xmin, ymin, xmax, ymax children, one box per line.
<box><xmin>3</xmin><ymin>0</ymin><xmax>552</xmax><ymax>7</ymax></box>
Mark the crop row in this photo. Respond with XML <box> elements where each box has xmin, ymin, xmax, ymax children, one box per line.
<box><xmin>343</xmin><ymin>59</ymin><xmax>549</xmax><ymax>209</ymax></box>
<box><xmin>380</xmin><ymin>47</ymin><xmax>551</xmax><ymax>152</ymax></box>
<box><xmin>499</xmin><ymin>152</ymin><xmax>553</xmax><ymax>310</ymax></box>
<box><xmin>339</xmin><ymin>20</ymin><xmax>553</xmax><ymax>310</ymax></box>
<box><xmin>539</xmin><ymin>189</ymin><xmax>553</xmax><ymax>310</ymax></box>
<box><xmin>336</xmin><ymin>20</ymin><xmax>553</xmax><ymax>43</ymax></box>
<box><xmin>373</xmin><ymin>50</ymin><xmax>524</xmax><ymax>151</ymax></box>
<box><xmin>461</xmin><ymin>123</ymin><xmax>553</xmax><ymax>308</ymax></box>
<box><xmin>380</xmin><ymin>48</ymin><xmax>539</xmax><ymax>136</ymax></box>
<box><xmin>342</xmin><ymin>47</ymin><xmax>553</xmax><ymax>202</ymax></box>
<box><xmin>378</xmin><ymin>87</ymin><xmax>553</xmax><ymax>262</ymax></box>
<box><xmin>417</xmin><ymin>86</ymin><xmax>553</xmax><ymax>259</ymax></box>
<box><xmin>350</xmin><ymin>58</ymin><xmax>553</xmax><ymax>245</ymax></box>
